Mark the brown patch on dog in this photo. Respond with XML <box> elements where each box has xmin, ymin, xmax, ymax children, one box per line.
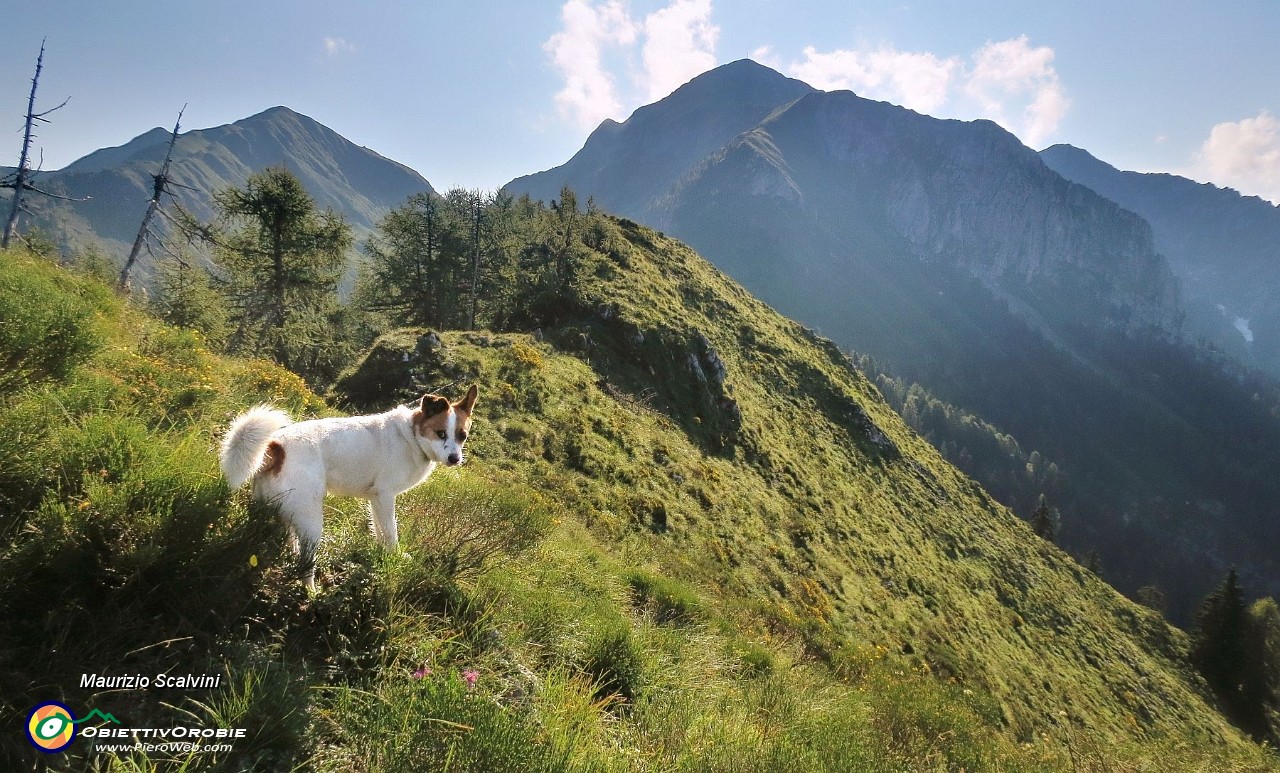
<box><xmin>456</xmin><ymin>409</ymin><xmax>474</xmax><ymax>442</ymax></box>
<box><xmin>412</xmin><ymin>394</ymin><xmax>450</xmax><ymax>434</ymax></box>
<box><xmin>414</xmin><ymin>402</ymin><xmax>454</xmax><ymax>438</ymax></box>
<box><xmin>454</xmin><ymin>384</ymin><xmax>479</xmax><ymax>414</ymax></box>
<box><xmin>452</xmin><ymin>385</ymin><xmax>478</xmax><ymax>442</ymax></box>
<box><xmin>419</xmin><ymin>393</ymin><xmax>450</xmax><ymax>416</ymax></box>
<box><xmin>262</xmin><ymin>441</ymin><xmax>286</xmax><ymax>476</ymax></box>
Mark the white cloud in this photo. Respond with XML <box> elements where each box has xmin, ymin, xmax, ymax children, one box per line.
<box><xmin>790</xmin><ymin>45</ymin><xmax>959</xmax><ymax>114</ymax></box>
<box><xmin>544</xmin><ymin>0</ymin><xmax>638</xmax><ymax>130</ymax></box>
<box><xmin>749</xmin><ymin>44</ymin><xmax>782</xmax><ymax>71</ymax></box>
<box><xmin>774</xmin><ymin>35</ymin><xmax>1068</xmax><ymax>147</ymax></box>
<box><xmin>641</xmin><ymin>0</ymin><xmax>719</xmax><ymax>101</ymax></box>
<box><xmin>1189</xmin><ymin>111</ymin><xmax>1280</xmax><ymax>204</ymax></box>
<box><xmin>545</xmin><ymin>0</ymin><xmax>720</xmax><ymax>131</ymax></box>
<box><xmin>964</xmin><ymin>36</ymin><xmax>1067</xmax><ymax>148</ymax></box>
<box><xmin>323</xmin><ymin>37</ymin><xmax>356</xmax><ymax>57</ymax></box>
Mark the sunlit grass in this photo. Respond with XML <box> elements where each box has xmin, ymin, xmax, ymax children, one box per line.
<box><xmin>2</xmin><ymin>245</ymin><xmax>1277</xmax><ymax>771</ymax></box>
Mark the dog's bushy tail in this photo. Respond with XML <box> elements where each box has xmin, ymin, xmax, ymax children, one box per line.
<box><xmin>220</xmin><ymin>405</ymin><xmax>293</xmax><ymax>488</ymax></box>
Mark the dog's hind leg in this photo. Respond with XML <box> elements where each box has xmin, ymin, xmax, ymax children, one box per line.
<box><xmin>368</xmin><ymin>492</ymin><xmax>399</xmax><ymax>551</ymax></box>
<box><xmin>280</xmin><ymin>489</ymin><xmax>324</xmax><ymax>592</ymax></box>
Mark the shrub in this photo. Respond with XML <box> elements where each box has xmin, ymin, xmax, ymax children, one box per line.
<box><xmin>732</xmin><ymin>640</ymin><xmax>776</xmax><ymax>677</ymax></box>
<box><xmin>191</xmin><ymin>658</ymin><xmax>312</xmax><ymax>771</ymax></box>
<box><xmin>582</xmin><ymin>622</ymin><xmax>645</xmax><ymax>703</ymax></box>
<box><xmin>625</xmin><ymin>568</ymin><xmax>702</xmax><ymax>624</ymax></box>
<box><xmin>398</xmin><ymin>477</ymin><xmax>553</xmax><ymax>581</ymax></box>
<box><xmin>0</xmin><ymin>254</ymin><xmax>101</xmax><ymax>395</ymax></box>
<box><xmin>317</xmin><ymin>674</ymin><xmax>565</xmax><ymax>773</ymax></box>
<box><xmin>329</xmin><ymin>328</ymin><xmax>452</xmax><ymax>412</ymax></box>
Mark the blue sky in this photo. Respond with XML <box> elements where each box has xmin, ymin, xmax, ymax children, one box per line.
<box><xmin>5</xmin><ymin>1</ymin><xmax>1280</xmax><ymax>202</ymax></box>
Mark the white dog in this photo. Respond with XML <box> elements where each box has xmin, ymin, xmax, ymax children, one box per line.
<box><xmin>219</xmin><ymin>385</ymin><xmax>478</xmax><ymax>590</ymax></box>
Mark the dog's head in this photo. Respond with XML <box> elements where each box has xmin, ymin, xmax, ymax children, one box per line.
<box><xmin>412</xmin><ymin>384</ymin><xmax>478</xmax><ymax>467</ymax></box>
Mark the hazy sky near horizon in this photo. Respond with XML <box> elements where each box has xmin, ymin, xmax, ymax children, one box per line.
<box><xmin>5</xmin><ymin>1</ymin><xmax>1280</xmax><ymax>203</ymax></box>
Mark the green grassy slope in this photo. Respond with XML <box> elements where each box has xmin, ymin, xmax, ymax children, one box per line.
<box><xmin>1</xmin><ymin>243</ymin><xmax>1274</xmax><ymax>771</ymax></box>
<box><xmin>374</xmin><ymin>217</ymin><xmax>1243</xmax><ymax>744</ymax></box>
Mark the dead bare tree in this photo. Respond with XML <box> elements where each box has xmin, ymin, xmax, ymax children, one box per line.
<box><xmin>118</xmin><ymin>105</ymin><xmax>187</xmax><ymax>291</ymax></box>
<box><xmin>2</xmin><ymin>39</ymin><xmax>81</xmax><ymax>250</ymax></box>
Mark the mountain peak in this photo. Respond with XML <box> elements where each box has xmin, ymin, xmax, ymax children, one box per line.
<box><xmin>21</xmin><ymin>107</ymin><xmax>434</xmax><ymax>261</ymax></box>
<box><xmin>61</xmin><ymin>126</ymin><xmax>173</xmax><ymax>175</ymax></box>
<box><xmin>695</xmin><ymin>57</ymin><xmax>793</xmax><ymax>82</ymax></box>
<box><xmin>509</xmin><ymin>59</ymin><xmax>813</xmax><ymax>215</ymax></box>
<box><xmin>249</xmin><ymin>105</ymin><xmax>304</xmax><ymax>119</ymax></box>
<box><xmin>238</xmin><ymin>105</ymin><xmax>329</xmax><ymax>133</ymax></box>
<box><xmin>657</xmin><ymin>57</ymin><xmax>814</xmax><ymax>106</ymax></box>
<box><xmin>1040</xmin><ymin>143</ymin><xmax>1108</xmax><ymax>170</ymax></box>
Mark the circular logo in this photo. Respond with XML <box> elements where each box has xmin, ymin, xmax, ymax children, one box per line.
<box><xmin>26</xmin><ymin>702</ymin><xmax>77</xmax><ymax>753</ymax></box>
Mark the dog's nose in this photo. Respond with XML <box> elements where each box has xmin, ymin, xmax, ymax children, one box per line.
<box><xmin>447</xmin><ymin>453</ymin><xmax>461</xmax><ymax>466</ymax></box>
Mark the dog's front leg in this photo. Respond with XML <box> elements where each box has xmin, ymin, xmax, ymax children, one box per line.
<box><xmin>368</xmin><ymin>492</ymin><xmax>399</xmax><ymax>551</ymax></box>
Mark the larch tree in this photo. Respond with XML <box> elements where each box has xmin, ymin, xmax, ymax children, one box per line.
<box><xmin>359</xmin><ymin>191</ymin><xmax>464</xmax><ymax>329</ymax></box>
<box><xmin>207</xmin><ymin>167</ymin><xmax>351</xmax><ymax>377</ymax></box>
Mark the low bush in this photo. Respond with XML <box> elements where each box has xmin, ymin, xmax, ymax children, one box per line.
<box><xmin>315</xmin><ymin>673</ymin><xmax>565</xmax><ymax>773</ymax></box>
<box><xmin>624</xmin><ymin>568</ymin><xmax>702</xmax><ymax>624</ymax></box>
<box><xmin>397</xmin><ymin>476</ymin><xmax>553</xmax><ymax>580</ymax></box>
<box><xmin>0</xmin><ymin>253</ymin><xmax>104</xmax><ymax>395</ymax></box>
<box><xmin>582</xmin><ymin>622</ymin><xmax>646</xmax><ymax>704</ymax></box>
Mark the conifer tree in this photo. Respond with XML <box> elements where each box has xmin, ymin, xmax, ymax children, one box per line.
<box><xmin>202</xmin><ymin>167</ymin><xmax>351</xmax><ymax>378</ymax></box>
<box><xmin>1191</xmin><ymin>568</ymin><xmax>1263</xmax><ymax>732</ymax></box>
<box><xmin>1193</xmin><ymin>569</ymin><xmax>1248</xmax><ymax>689</ymax></box>
<box><xmin>1135</xmin><ymin>585</ymin><xmax>1167</xmax><ymax>614</ymax></box>
<box><xmin>149</xmin><ymin>254</ymin><xmax>228</xmax><ymax>346</ymax></box>
<box><xmin>1030</xmin><ymin>493</ymin><xmax>1057</xmax><ymax>542</ymax></box>
<box><xmin>359</xmin><ymin>191</ymin><xmax>465</xmax><ymax>329</ymax></box>
<box><xmin>119</xmin><ymin>106</ymin><xmax>185</xmax><ymax>291</ymax></box>
<box><xmin>1246</xmin><ymin>598</ymin><xmax>1280</xmax><ymax>741</ymax></box>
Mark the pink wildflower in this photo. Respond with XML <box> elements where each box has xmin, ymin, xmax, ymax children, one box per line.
<box><xmin>412</xmin><ymin>666</ymin><xmax>432</xmax><ymax>680</ymax></box>
<box><xmin>462</xmin><ymin>669</ymin><xmax>479</xmax><ymax>690</ymax></box>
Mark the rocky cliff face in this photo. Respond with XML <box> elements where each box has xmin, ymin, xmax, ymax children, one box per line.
<box><xmin>1042</xmin><ymin>143</ymin><xmax>1280</xmax><ymax>376</ymax></box>
<box><xmin>662</xmin><ymin>89</ymin><xmax>1183</xmax><ymax>335</ymax></box>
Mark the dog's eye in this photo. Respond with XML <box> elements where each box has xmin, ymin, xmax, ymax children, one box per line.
<box><xmin>436</xmin><ymin>430</ymin><xmax>447</xmax><ymax>440</ymax></box>
<box><xmin>458</xmin><ymin>431</ymin><xmax>468</xmax><ymax>442</ymax></box>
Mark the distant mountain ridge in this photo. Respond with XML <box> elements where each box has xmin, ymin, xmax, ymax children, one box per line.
<box><xmin>59</xmin><ymin>126</ymin><xmax>174</xmax><ymax>176</ymax></box>
<box><xmin>510</xmin><ymin>60</ymin><xmax>815</xmax><ymax>219</ymax></box>
<box><xmin>514</xmin><ymin>60</ymin><xmax>1181</xmax><ymax>340</ymax></box>
<box><xmin>5</xmin><ymin>106</ymin><xmax>434</xmax><ymax>281</ymax></box>
<box><xmin>507</xmin><ymin>59</ymin><xmax>1280</xmax><ymax>619</ymax></box>
<box><xmin>1041</xmin><ymin>143</ymin><xmax>1280</xmax><ymax>376</ymax></box>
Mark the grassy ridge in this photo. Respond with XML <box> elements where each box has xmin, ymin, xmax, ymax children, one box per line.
<box><xmin>394</xmin><ymin>215</ymin><xmax>1244</xmax><ymax>745</ymax></box>
<box><xmin>0</xmin><ymin>246</ymin><xmax>1275</xmax><ymax>771</ymax></box>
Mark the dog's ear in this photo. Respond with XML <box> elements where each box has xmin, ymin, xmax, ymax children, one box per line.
<box><xmin>419</xmin><ymin>394</ymin><xmax>450</xmax><ymax>417</ymax></box>
<box><xmin>454</xmin><ymin>384</ymin><xmax>479</xmax><ymax>414</ymax></box>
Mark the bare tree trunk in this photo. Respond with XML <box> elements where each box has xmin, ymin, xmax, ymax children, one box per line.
<box><xmin>119</xmin><ymin>106</ymin><xmax>185</xmax><ymax>291</ymax></box>
<box><xmin>2</xmin><ymin>40</ymin><xmax>75</xmax><ymax>252</ymax></box>
<box><xmin>3</xmin><ymin>41</ymin><xmax>47</xmax><ymax>249</ymax></box>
